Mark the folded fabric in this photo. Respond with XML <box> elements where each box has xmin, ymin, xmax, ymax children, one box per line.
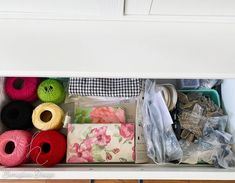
<box><xmin>74</xmin><ymin>106</ymin><xmax>126</xmax><ymax>124</ymax></box>
<box><xmin>68</xmin><ymin>78</ymin><xmax>141</xmax><ymax>97</ymax></box>
<box><xmin>66</xmin><ymin>123</ymin><xmax>135</xmax><ymax>163</ymax></box>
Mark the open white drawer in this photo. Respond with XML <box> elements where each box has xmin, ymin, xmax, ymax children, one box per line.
<box><xmin>0</xmin><ymin>19</ymin><xmax>235</xmax><ymax>180</ymax></box>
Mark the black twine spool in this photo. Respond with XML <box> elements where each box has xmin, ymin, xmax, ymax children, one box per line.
<box><xmin>1</xmin><ymin>101</ymin><xmax>34</xmax><ymax>130</ymax></box>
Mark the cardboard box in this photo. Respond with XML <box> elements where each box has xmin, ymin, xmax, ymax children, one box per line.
<box><xmin>67</xmin><ymin>123</ymin><xmax>134</xmax><ymax>163</ymax></box>
<box><xmin>65</xmin><ymin>96</ymin><xmax>149</xmax><ymax>163</ymax></box>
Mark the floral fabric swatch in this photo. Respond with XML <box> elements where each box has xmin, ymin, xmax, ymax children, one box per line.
<box><xmin>67</xmin><ymin>123</ymin><xmax>135</xmax><ymax>163</ymax></box>
<box><xmin>74</xmin><ymin>106</ymin><xmax>126</xmax><ymax>124</ymax></box>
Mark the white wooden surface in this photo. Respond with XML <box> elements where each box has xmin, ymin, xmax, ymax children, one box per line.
<box><xmin>0</xmin><ymin>1</ymin><xmax>235</xmax><ymax>180</ymax></box>
<box><xmin>0</xmin><ymin>165</ymin><xmax>235</xmax><ymax>180</ymax></box>
<box><xmin>0</xmin><ymin>0</ymin><xmax>124</xmax><ymax>17</ymax></box>
<box><xmin>150</xmin><ymin>0</ymin><xmax>235</xmax><ymax>16</ymax></box>
<box><xmin>0</xmin><ymin>19</ymin><xmax>235</xmax><ymax>78</ymax></box>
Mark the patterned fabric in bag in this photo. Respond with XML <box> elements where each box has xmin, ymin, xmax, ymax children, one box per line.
<box><xmin>69</xmin><ymin>78</ymin><xmax>141</xmax><ymax>97</ymax></box>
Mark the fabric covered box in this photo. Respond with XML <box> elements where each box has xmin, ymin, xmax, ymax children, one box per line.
<box><xmin>67</xmin><ymin>123</ymin><xmax>135</xmax><ymax>163</ymax></box>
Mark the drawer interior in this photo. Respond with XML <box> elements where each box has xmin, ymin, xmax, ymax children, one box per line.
<box><xmin>0</xmin><ymin>77</ymin><xmax>235</xmax><ymax>180</ymax></box>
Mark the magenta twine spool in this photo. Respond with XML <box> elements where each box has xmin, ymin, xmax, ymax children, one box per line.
<box><xmin>5</xmin><ymin>77</ymin><xmax>40</xmax><ymax>102</ymax></box>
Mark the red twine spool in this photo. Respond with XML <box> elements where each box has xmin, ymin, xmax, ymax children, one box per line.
<box><xmin>5</xmin><ymin>77</ymin><xmax>40</xmax><ymax>102</ymax></box>
<box><xmin>30</xmin><ymin>130</ymin><xmax>66</xmax><ymax>167</ymax></box>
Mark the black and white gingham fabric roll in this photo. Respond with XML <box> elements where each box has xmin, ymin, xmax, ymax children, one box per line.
<box><xmin>69</xmin><ymin>78</ymin><xmax>142</xmax><ymax>97</ymax></box>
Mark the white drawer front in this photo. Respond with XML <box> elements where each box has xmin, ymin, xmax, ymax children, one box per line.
<box><xmin>0</xmin><ymin>0</ymin><xmax>123</xmax><ymax>16</ymax></box>
<box><xmin>150</xmin><ymin>0</ymin><xmax>235</xmax><ymax>16</ymax></box>
<box><xmin>124</xmin><ymin>0</ymin><xmax>152</xmax><ymax>15</ymax></box>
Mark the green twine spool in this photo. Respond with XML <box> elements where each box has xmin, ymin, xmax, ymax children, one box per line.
<box><xmin>37</xmin><ymin>79</ymin><xmax>66</xmax><ymax>104</ymax></box>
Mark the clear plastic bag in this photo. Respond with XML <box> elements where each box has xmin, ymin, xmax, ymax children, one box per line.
<box><xmin>143</xmin><ymin>79</ymin><xmax>183</xmax><ymax>164</ymax></box>
<box><xmin>200</xmin><ymin>79</ymin><xmax>222</xmax><ymax>89</ymax></box>
<box><xmin>180</xmin><ymin>115</ymin><xmax>235</xmax><ymax>168</ymax></box>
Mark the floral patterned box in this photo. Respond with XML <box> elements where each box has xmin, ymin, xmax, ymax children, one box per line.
<box><xmin>67</xmin><ymin>123</ymin><xmax>135</xmax><ymax>163</ymax></box>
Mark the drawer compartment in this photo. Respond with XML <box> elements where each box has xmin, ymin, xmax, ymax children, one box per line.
<box><xmin>0</xmin><ymin>77</ymin><xmax>235</xmax><ymax>180</ymax></box>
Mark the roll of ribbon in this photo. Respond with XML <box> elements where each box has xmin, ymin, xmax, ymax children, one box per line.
<box><xmin>30</xmin><ymin>130</ymin><xmax>66</xmax><ymax>167</ymax></box>
<box><xmin>0</xmin><ymin>130</ymin><xmax>32</xmax><ymax>167</ymax></box>
<box><xmin>1</xmin><ymin>101</ymin><xmax>34</xmax><ymax>130</ymax></box>
<box><xmin>5</xmin><ymin>77</ymin><xmax>40</xmax><ymax>102</ymax></box>
<box><xmin>32</xmin><ymin>103</ymin><xmax>64</xmax><ymax>131</ymax></box>
<box><xmin>37</xmin><ymin>79</ymin><xmax>65</xmax><ymax>104</ymax></box>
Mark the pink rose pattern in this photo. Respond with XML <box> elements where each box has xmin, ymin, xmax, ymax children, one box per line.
<box><xmin>90</xmin><ymin>126</ymin><xmax>111</xmax><ymax>146</ymax></box>
<box><xmin>67</xmin><ymin>143</ymin><xmax>93</xmax><ymax>163</ymax></box>
<box><xmin>67</xmin><ymin>124</ymin><xmax>134</xmax><ymax>163</ymax></box>
<box><xmin>90</xmin><ymin>107</ymin><xmax>126</xmax><ymax>123</ymax></box>
<box><xmin>119</xmin><ymin>123</ymin><xmax>135</xmax><ymax>140</ymax></box>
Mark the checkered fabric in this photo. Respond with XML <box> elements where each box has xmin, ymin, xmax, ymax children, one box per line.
<box><xmin>69</xmin><ymin>78</ymin><xmax>141</xmax><ymax>97</ymax></box>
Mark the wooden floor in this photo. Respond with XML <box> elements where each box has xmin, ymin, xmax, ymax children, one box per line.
<box><xmin>1</xmin><ymin>180</ymin><xmax>235</xmax><ymax>183</ymax></box>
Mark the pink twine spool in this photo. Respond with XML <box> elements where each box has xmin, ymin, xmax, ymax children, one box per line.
<box><xmin>5</xmin><ymin>77</ymin><xmax>40</xmax><ymax>102</ymax></box>
<box><xmin>0</xmin><ymin>130</ymin><xmax>32</xmax><ymax>167</ymax></box>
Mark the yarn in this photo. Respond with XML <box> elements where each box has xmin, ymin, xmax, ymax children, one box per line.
<box><xmin>37</xmin><ymin>79</ymin><xmax>65</xmax><ymax>104</ymax></box>
<box><xmin>0</xmin><ymin>78</ymin><xmax>8</xmax><ymax>133</ymax></box>
<box><xmin>32</xmin><ymin>103</ymin><xmax>64</xmax><ymax>131</ymax></box>
<box><xmin>5</xmin><ymin>77</ymin><xmax>40</xmax><ymax>102</ymax></box>
<box><xmin>30</xmin><ymin>130</ymin><xmax>66</xmax><ymax>167</ymax></box>
<box><xmin>0</xmin><ymin>130</ymin><xmax>32</xmax><ymax>167</ymax></box>
<box><xmin>1</xmin><ymin>101</ymin><xmax>34</xmax><ymax>130</ymax></box>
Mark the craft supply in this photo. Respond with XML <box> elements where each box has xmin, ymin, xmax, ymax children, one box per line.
<box><xmin>177</xmin><ymin>91</ymin><xmax>224</xmax><ymax>142</ymax></box>
<box><xmin>69</xmin><ymin>78</ymin><xmax>141</xmax><ymax>97</ymax></box>
<box><xmin>180</xmin><ymin>115</ymin><xmax>235</xmax><ymax>168</ymax></box>
<box><xmin>0</xmin><ymin>77</ymin><xmax>8</xmax><ymax>133</ymax></box>
<box><xmin>177</xmin><ymin>79</ymin><xmax>200</xmax><ymax>89</ymax></box>
<box><xmin>143</xmin><ymin>80</ymin><xmax>183</xmax><ymax>164</ymax></box>
<box><xmin>5</xmin><ymin>77</ymin><xmax>39</xmax><ymax>102</ymax></box>
<box><xmin>75</xmin><ymin>106</ymin><xmax>126</xmax><ymax>124</ymax></box>
<box><xmin>178</xmin><ymin>91</ymin><xmax>223</xmax><ymax>117</ymax></box>
<box><xmin>30</xmin><ymin>130</ymin><xmax>66</xmax><ymax>167</ymax></box>
<box><xmin>221</xmin><ymin>79</ymin><xmax>235</xmax><ymax>152</ymax></box>
<box><xmin>0</xmin><ymin>130</ymin><xmax>32</xmax><ymax>167</ymax></box>
<box><xmin>37</xmin><ymin>79</ymin><xmax>65</xmax><ymax>104</ymax></box>
<box><xmin>156</xmin><ymin>84</ymin><xmax>178</xmax><ymax>111</ymax></box>
<box><xmin>1</xmin><ymin>101</ymin><xmax>34</xmax><ymax>130</ymax></box>
<box><xmin>32</xmin><ymin>103</ymin><xmax>64</xmax><ymax>131</ymax></box>
<box><xmin>200</xmin><ymin>79</ymin><xmax>222</xmax><ymax>89</ymax></box>
<box><xmin>67</xmin><ymin>123</ymin><xmax>135</xmax><ymax>163</ymax></box>
<box><xmin>179</xmin><ymin>89</ymin><xmax>221</xmax><ymax>107</ymax></box>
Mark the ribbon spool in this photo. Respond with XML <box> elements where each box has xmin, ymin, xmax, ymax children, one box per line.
<box><xmin>157</xmin><ymin>84</ymin><xmax>178</xmax><ymax>111</ymax></box>
<box><xmin>0</xmin><ymin>130</ymin><xmax>32</xmax><ymax>167</ymax></box>
<box><xmin>37</xmin><ymin>79</ymin><xmax>65</xmax><ymax>104</ymax></box>
<box><xmin>5</xmin><ymin>77</ymin><xmax>39</xmax><ymax>102</ymax></box>
<box><xmin>32</xmin><ymin>103</ymin><xmax>64</xmax><ymax>131</ymax></box>
<box><xmin>1</xmin><ymin>101</ymin><xmax>34</xmax><ymax>130</ymax></box>
<box><xmin>30</xmin><ymin>130</ymin><xmax>66</xmax><ymax>167</ymax></box>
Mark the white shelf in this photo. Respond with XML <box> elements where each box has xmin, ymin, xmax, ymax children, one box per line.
<box><xmin>1</xmin><ymin>165</ymin><xmax>235</xmax><ymax>180</ymax></box>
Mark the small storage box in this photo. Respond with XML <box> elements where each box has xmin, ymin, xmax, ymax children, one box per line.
<box><xmin>66</xmin><ymin>123</ymin><xmax>135</xmax><ymax>163</ymax></box>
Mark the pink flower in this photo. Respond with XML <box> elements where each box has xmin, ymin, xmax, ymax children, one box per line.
<box><xmin>68</xmin><ymin>124</ymin><xmax>74</xmax><ymax>134</ymax></box>
<box><xmin>106</xmin><ymin>152</ymin><xmax>112</xmax><ymax>160</ymax></box>
<box><xmin>68</xmin><ymin>143</ymin><xmax>93</xmax><ymax>163</ymax></box>
<box><xmin>91</xmin><ymin>126</ymin><xmax>111</xmax><ymax>146</ymax></box>
<box><xmin>90</xmin><ymin>107</ymin><xmax>126</xmax><ymax>123</ymax></box>
<box><xmin>112</xmin><ymin>148</ymin><xmax>120</xmax><ymax>154</ymax></box>
<box><xmin>119</xmin><ymin>123</ymin><xmax>135</xmax><ymax>140</ymax></box>
<box><xmin>80</xmin><ymin>138</ymin><xmax>94</xmax><ymax>150</ymax></box>
<box><xmin>132</xmin><ymin>146</ymin><xmax>135</xmax><ymax>161</ymax></box>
